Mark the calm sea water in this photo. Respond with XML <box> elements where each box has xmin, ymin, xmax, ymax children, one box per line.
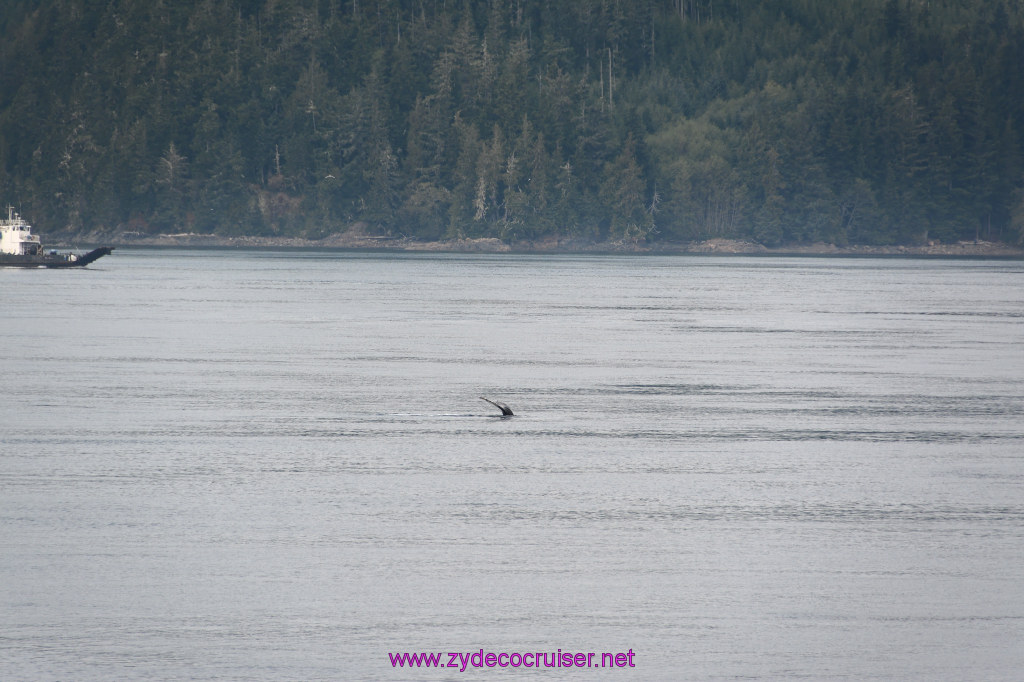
<box><xmin>2</xmin><ymin>250</ymin><xmax>1023</xmax><ymax>680</ymax></box>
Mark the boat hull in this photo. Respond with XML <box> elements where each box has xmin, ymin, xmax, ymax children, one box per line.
<box><xmin>0</xmin><ymin>247</ymin><xmax>114</xmax><ymax>268</ymax></box>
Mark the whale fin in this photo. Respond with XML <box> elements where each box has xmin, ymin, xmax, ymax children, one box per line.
<box><xmin>479</xmin><ymin>396</ymin><xmax>514</xmax><ymax>416</ymax></box>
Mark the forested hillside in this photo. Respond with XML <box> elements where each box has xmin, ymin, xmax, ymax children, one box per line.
<box><xmin>2</xmin><ymin>0</ymin><xmax>1023</xmax><ymax>245</ymax></box>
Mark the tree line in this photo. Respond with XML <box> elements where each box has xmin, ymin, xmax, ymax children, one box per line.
<box><xmin>1</xmin><ymin>0</ymin><xmax>1023</xmax><ymax>245</ymax></box>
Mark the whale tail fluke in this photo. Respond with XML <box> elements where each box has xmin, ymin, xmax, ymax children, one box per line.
<box><xmin>479</xmin><ymin>396</ymin><xmax>514</xmax><ymax>416</ymax></box>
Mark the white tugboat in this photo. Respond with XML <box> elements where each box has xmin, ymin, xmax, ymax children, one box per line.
<box><xmin>0</xmin><ymin>206</ymin><xmax>112</xmax><ymax>267</ymax></box>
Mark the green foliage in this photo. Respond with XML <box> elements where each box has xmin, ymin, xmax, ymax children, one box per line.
<box><xmin>1</xmin><ymin>0</ymin><xmax>1023</xmax><ymax>245</ymax></box>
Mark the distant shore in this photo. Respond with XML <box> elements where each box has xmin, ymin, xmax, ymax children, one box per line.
<box><xmin>56</xmin><ymin>231</ymin><xmax>1024</xmax><ymax>258</ymax></box>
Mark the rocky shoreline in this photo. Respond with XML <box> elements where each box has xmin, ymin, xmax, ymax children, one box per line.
<box><xmin>56</xmin><ymin>230</ymin><xmax>1024</xmax><ymax>258</ymax></box>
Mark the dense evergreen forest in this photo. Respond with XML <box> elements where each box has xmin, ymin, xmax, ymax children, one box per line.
<box><xmin>2</xmin><ymin>0</ymin><xmax>1024</xmax><ymax>245</ymax></box>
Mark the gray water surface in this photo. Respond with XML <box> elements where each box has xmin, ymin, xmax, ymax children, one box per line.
<box><xmin>2</xmin><ymin>251</ymin><xmax>1023</xmax><ymax>680</ymax></box>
